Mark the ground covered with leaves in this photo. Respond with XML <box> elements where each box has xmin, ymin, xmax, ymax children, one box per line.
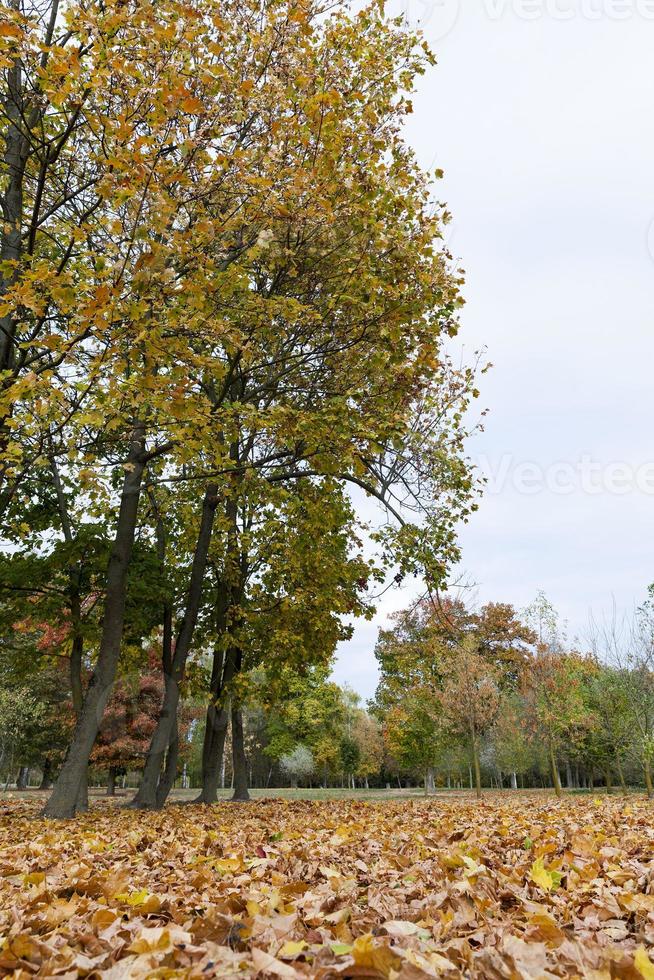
<box><xmin>1</xmin><ymin>795</ymin><xmax>654</xmax><ymax>978</ymax></box>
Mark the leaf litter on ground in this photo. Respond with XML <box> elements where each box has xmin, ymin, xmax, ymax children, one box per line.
<box><xmin>0</xmin><ymin>795</ymin><xmax>654</xmax><ymax>977</ymax></box>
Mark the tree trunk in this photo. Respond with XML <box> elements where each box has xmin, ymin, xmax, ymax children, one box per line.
<box><xmin>616</xmin><ymin>754</ymin><xmax>628</xmax><ymax>794</ymax></box>
<box><xmin>16</xmin><ymin>766</ymin><xmax>29</xmax><ymax>789</ymax></box>
<box><xmin>39</xmin><ymin>758</ymin><xmax>53</xmax><ymax>790</ymax></box>
<box><xmin>231</xmin><ymin>706</ymin><xmax>250</xmax><ymax>801</ymax></box>
<box><xmin>471</xmin><ymin>731</ymin><xmax>482</xmax><ymax>799</ymax></box>
<box><xmin>106</xmin><ymin>767</ymin><xmax>117</xmax><ymax>797</ymax></box>
<box><xmin>42</xmin><ymin>424</ymin><xmax>147</xmax><ymax>818</ymax></box>
<box><xmin>197</xmin><ymin>491</ymin><xmax>244</xmax><ymax>803</ymax></box>
<box><xmin>0</xmin><ymin>33</ymin><xmax>27</xmax><ymax>374</ymax></box>
<box><xmin>604</xmin><ymin>766</ymin><xmax>612</xmax><ymax>795</ymax></box>
<box><xmin>510</xmin><ymin>771</ymin><xmax>518</xmax><ymax>790</ymax></box>
<box><xmin>52</xmin><ymin>452</ymin><xmax>89</xmax><ymax>812</ymax></box>
<box><xmin>644</xmin><ymin>758</ymin><xmax>653</xmax><ymax>798</ymax></box>
<box><xmin>549</xmin><ymin>741</ymin><xmax>562</xmax><ymax>798</ymax></box>
<box><xmin>155</xmin><ymin>715</ymin><xmax>179</xmax><ymax>808</ymax></box>
<box><xmin>198</xmin><ymin>703</ymin><xmax>231</xmax><ymax>803</ymax></box>
<box><xmin>76</xmin><ymin>769</ymin><xmax>89</xmax><ymax>812</ymax></box>
<box><xmin>565</xmin><ymin>760</ymin><xmax>573</xmax><ymax>788</ymax></box>
<box><xmin>132</xmin><ymin>484</ymin><xmax>218</xmax><ymax>810</ymax></box>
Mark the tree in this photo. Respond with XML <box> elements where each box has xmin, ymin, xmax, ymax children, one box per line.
<box><xmin>92</xmin><ymin>653</ymin><xmax>164</xmax><ymax>795</ymax></box>
<box><xmin>439</xmin><ymin>638</ymin><xmax>501</xmax><ymax>799</ymax></box>
<box><xmin>3</xmin><ymin>0</ymin><xmax>480</xmax><ymax>818</ymax></box>
<box><xmin>491</xmin><ymin>693</ymin><xmax>534</xmax><ymax>789</ymax></box>
<box><xmin>351</xmin><ymin>710</ymin><xmax>383</xmax><ymax>787</ymax></box>
<box><xmin>521</xmin><ymin>649</ymin><xmax>592</xmax><ymax>798</ymax></box>
<box><xmin>280</xmin><ymin>746</ymin><xmax>314</xmax><ymax>789</ymax></box>
<box><xmin>0</xmin><ymin>688</ymin><xmax>45</xmax><ymax>784</ymax></box>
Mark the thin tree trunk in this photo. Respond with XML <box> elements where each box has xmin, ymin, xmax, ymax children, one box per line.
<box><xmin>471</xmin><ymin>731</ymin><xmax>482</xmax><ymax>799</ymax></box>
<box><xmin>644</xmin><ymin>758</ymin><xmax>653</xmax><ymax>799</ymax></box>
<box><xmin>155</xmin><ymin>717</ymin><xmax>179</xmax><ymax>808</ymax></box>
<box><xmin>510</xmin><ymin>771</ymin><xmax>518</xmax><ymax>790</ymax></box>
<box><xmin>197</xmin><ymin>703</ymin><xmax>230</xmax><ymax>803</ymax></box>
<box><xmin>0</xmin><ymin>22</ymin><xmax>27</xmax><ymax>374</ymax></box>
<box><xmin>39</xmin><ymin>757</ymin><xmax>53</xmax><ymax>790</ymax></box>
<box><xmin>615</xmin><ymin>753</ymin><xmax>628</xmax><ymax>794</ymax></box>
<box><xmin>16</xmin><ymin>766</ymin><xmax>29</xmax><ymax>789</ymax></box>
<box><xmin>565</xmin><ymin>760</ymin><xmax>573</xmax><ymax>788</ymax></box>
<box><xmin>231</xmin><ymin>706</ymin><xmax>250</xmax><ymax>801</ymax></box>
<box><xmin>604</xmin><ymin>766</ymin><xmax>612</xmax><ymax>795</ymax></box>
<box><xmin>549</xmin><ymin>741</ymin><xmax>562</xmax><ymax>798</ymax></box>
<box><xmin>43</xmin><ymin>424</ymin><xmax>147</xmax><ymax>818</ymax></box>
<box><xmin>51</xmin><ymin>450</ymin><xmax>89</xmax><ymax>812</ymax></box>
<box><xmin>132</xmin><ymin>484</ymin><xmax>218</xmax><ymax>810</ymax></box>
<box><xmin>197</xmin><ymin>487</ymin><xmax>245</xmax><ymax>803</ymax></box>
<box><xmin>106</xmin><ymin>767</ymin><xmax>117</xmax><ymax>797</ymax></box>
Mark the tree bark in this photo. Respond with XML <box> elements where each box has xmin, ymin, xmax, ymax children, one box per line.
<box><xmin>197</xmin><ymin>701</ymin><xmax>230</xmax><ymax>803</ymax></box>
<box><xmin>39</xmin><ymin>757</ymin><xmax>53</xmax><ymax>790</ymax></box>
<box><xmin>604</xmin><ymin>766</ymin><xmax>612</xmax><ymax>795</ymax></box>
<box><xmin>471</xmin><ymin>730</ymin><xmax>482</xmax><ymax>799</ymax></box>
<box><xmin>106</xmin><ymin>767</ymin><xmax>117</xmax><ymax>796</ymax></box>
<box><xmin>644</xmin><ymin>758</ymin><xmax>653</xmax><ymax>799</ymax></box>
<box><xmin>51</xmin><ymin>450</ymin><xmax>89</xmax><ymax>811</ymax></box>
<box><xmin>565</xmin><ymin>760</ymin><xmax>573</xmax><ymax>789</ymax></box>
<box><xmin>16</xmin><ymin>766</ymin><xmax>29</xmax><ymax>789</ymax></box>
<box><xmin>0</xmin><ymin>23</ymin><xmax>27</xmax><ymax>374</ymax></box>
<box><xmin>549</xmin><ymin>741</ymin><xmax>562</xmax><ymax>798</ymax></box>
<box><xmin>197</xmin><ymin>490</ymin><xmax>245</xmax><ymax>804</ymax></box>
<box><xmin>231</xmin><ymin>705</ymin><xmax>250</xmax><ymax>801</ymax></box>
<box><xmin>195</xmin><ymin>590</ymin><xmax>232</xmax><ymax>804</ymax></box>
<box><xmin>132</xmin><ymin>484</ymin><xmax>218</xmax><ymax>809</ymax></box>
<box><xmin>42</xmin><ymin>424</ymin><xmax>147</xmax><ymax>818</ymax></box>
<box><xmin>155</xmin><ymin>715</ymin><xmax>179</xmax><ymax>808</ymax></box>
<box><xmin>77</xmin><ymin>769</ymin><xmax>89</xmax><ymax>812</ymax></box>
<box><xmin>510</xmin><ymin>771</ymin><xmax>518</xmax><ymax>790</ymax></box>
<box><xmin>615</xmin><ymin>754</ymin><xmax>628</xmax><ymax>794</ymax></box>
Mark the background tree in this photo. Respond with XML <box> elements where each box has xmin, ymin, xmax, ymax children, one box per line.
<box><xmin>280</xmin><ymin>746</ymin><xmax>315</xmax><ymax>789</ymax></box>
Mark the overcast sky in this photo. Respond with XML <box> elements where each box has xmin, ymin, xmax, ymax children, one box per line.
<box><xmin>331</xmin><ymin>0</ymin><xmax>654</xmax><ymax>700</ymax></box>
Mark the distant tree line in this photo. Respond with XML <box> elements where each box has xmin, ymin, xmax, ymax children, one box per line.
<box><xmin>371</xmin><ymin>589</ymin><xmax>654</xmax><ymax>797</ymax></box>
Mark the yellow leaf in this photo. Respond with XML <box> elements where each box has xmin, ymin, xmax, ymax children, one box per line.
<box><xmin>352</xmin><ymin>934</ymin><xmax>401</xmax><ymax>978</ymax></box>
<box><xmin>114</xmin><ymin>888</ymin><xmax>160</xmax><ymax>911</ymax></box>
<box><xmin>635</xmin><ymin>947</ymin><xmax>654</xmax><ymax>980</ymax></box>
<box><xmin>128</xmin><ymin>927</ymin><xmax>172</xmax><ymax>954</ymax></box>
<box><xmin>212</xmin><ymin>857</ymin><xmax>242</xmax><ymax>873</ymax></box>
<box><xmin>278</xmin><ymin>940</ymin><xmax>307</xmax><ymax>958</ymax></box>
<box><xmin>22</xmin><ymin>872</ymin><xmax>45</xmax><ymax>887</ymax></box>
<box><xmin>529</xmin><ymin>857</ymin><xmax>562</xmax><ymax>892</ymax></box>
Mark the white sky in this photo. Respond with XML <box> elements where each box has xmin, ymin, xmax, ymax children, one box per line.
<box><xmin>332</xmin><ymin>0</ymin><xmax>654</xmax><ymax>700</ymax></box>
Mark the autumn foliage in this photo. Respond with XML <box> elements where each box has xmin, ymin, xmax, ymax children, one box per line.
<box><xmin>2</xmin><ymin>796</ymin><xmax>654</xmax><ymax>977</ymax></box>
